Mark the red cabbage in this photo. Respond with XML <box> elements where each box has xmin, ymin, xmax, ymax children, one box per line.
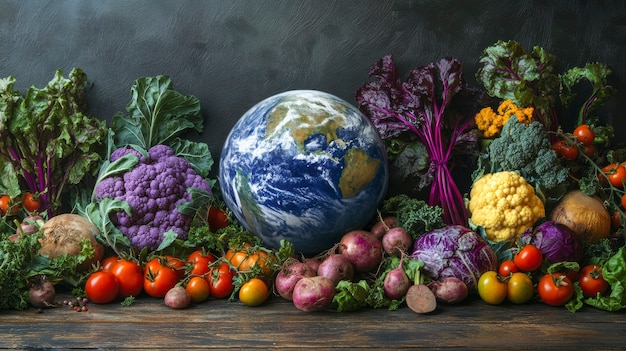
<box><xmin>411</xmin><ymin>225</ymin><xmax>497</xmax><ymax>290</ymax></box>
<box><xmin>519</xmin><ymin>221</ymin><xmax>584</xmax><ymax>264</ymax></box>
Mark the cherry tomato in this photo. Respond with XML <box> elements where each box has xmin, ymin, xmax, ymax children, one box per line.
<box><xmin>578</xmin><ymin>265</ymin><xmax>609</xmax><ymax>298</ymax></box>
<box><xmin>144</xmin><ymin>257</ymin><xmax>181</xmax><ymax>298</ymax></box>
<box><xmin>101</xmin><ymin>256</ymin><xmax>120</xmax><ymax>271</ymax></box>
<box><xmin>622</xmin><ymin>195</ymin><xmax>626</xmax><ymax>210</ymax></box>
<box><xmin>507</xmin><ymin>272</ymin><xmax>534</xmax><ymax>304</ymax></box>
<box><xmin>498</xmin><ymin>259</ymin><xmax>519</xmax><ymax>277</ymax></box>
<box><xmin>207</xmin><ymin>263</ymin><xmax>235</xmax><ymax>299</ymax></box>
<box><xmin>208</xmin><ymin>206</ymin><xmax>229</xmax><ymax>232</ymax></box>
<box><xmin>514</xmin><ymin>244</ymin><xmax>543</xmax><ymax>272</ymax></box>
<box><xmin>573</xmin><ymin>124</ymin><xmax>595</xmax><ymax>145</ymax></box>
<box><xmin>600</xmin><ymin>163</ymin><xmax>626</xmax><ymax>188</ymax></box>
<box><xmin>186</xmin><ymin>250</ymin><xmax>217</xmax><ymax>277</ymax></box>
<box><xmin>85</xmin><ymin>270</ymin><xmax>119</xmax><ymax>304</ymax></box>
<box><xmin>551</xmin><ymin>139</ymin><xmax>579</xmax><ymax>160</ymax></box>
<box><xmin>581</xmin><ymin>143</ymin><xmax>596</xmax><ymax>158</ymax></box>
<box><xmin>21</xmin><ymin>192</ymin><xmax>41</xmax><ymax>213</ymax></box>
<box><xmin>612</xmin><ymin>210</ymin><xmax>622</xmax><ymax>230</ymax></box>
<box><xmin>226</xmin><ymin>246</ymin><xmax>275</xmax><ymax>276</ymax></box>
<box><xmin>537</xmin><ymin>272</ymin><xmax>574</xmax><ymax>306</ymax></box>
<box><xmin>0</xmin><ymin>194</ymin><xmax>18</xmax><ymax>216</ymax></box>
<box><xmin>477</xmin><ymin>271</ymin><xmax>508</xmax><ymax>305</ymax></box>
<box><xmin>238</xmin><ymin>278</ymin><xmax>270</xmax><ymax>306</ymax></box>
<box><xmin>186</xmin><ymin>276</ymin><xmax>211</xmax><ymax>303</ymax></box>
<box><xmin>164</xmin><ymin>255</ymin><xmax>186</xmax><ymax>280</ymax></box>
<box><xmin>110</xmin><ymin>259</ymin><xmax>144</xmax><ymax>299</ymax></box>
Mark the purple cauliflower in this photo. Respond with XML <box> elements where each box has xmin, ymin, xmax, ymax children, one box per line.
<box><xmin>95</xmin><ymin>144</ymin><xmax>212</xmax><ymax>251</ymax></box>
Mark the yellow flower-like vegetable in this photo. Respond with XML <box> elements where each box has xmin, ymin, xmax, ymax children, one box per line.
<box><xmin>475</xmin><ymin>100</ymin><xmax>534</xmax><ymax>138</ymax></box>
<box><xmin>468</xmin><ymin>171</ymin><xmax>545</xmax><ymax>242</ymax></box>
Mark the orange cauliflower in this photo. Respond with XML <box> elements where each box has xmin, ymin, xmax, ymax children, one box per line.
<box><xmin>475</xmin><ymin>100</ymin><xmax>534</xmax><ymax>138</ymax></box>
<box><xmin>468</xmin><ymin>171</ymin><xmax>545</xmax><ymax>242</ymax></box>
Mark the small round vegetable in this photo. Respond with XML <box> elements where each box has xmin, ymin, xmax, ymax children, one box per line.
<box><xmin>383</xmin><ymin>263</ymin><xmax>411</xmax><ymax>300</ymax></box>
<box><xmin>427</xmin><ymin>277</ymin><xmax>468</xmax><ymax>304</ymax></box>
<box><xmin>514</xmin><ymin>244</ymin><xmax>543</xmax><ymax>272</ymax></box>
<box><xmin>405</xmin><ymin>284</ymin><xmax>437</xmax><ymax>314</ymax></box>
<box><xmin>28</xmin><ymin>275</ymin><xmax>56</xmax><ymax>308</ymax></box>
<box><xmin>21</xmin><ymin>192</ymin><xmax>41</xmax><ymax>213</ymax></box>
<box><xmin>239</xmin><ymin>278</ymin><xmax>270</xmax><ymax>306</ymax></box>
<box><xmin>317</xmin><ymin>254</ymin><xmax>354</xmax><ymax>286</ymax></box>
<box><xmin>582</xmin><ymin>143</ymin><xmax>596</xmax><ymax>158</ymax></box>
<box><xmin>507</xmin><ymin>272</ymin><xmax>534</xmax><ymax>304</ymax></box>
<box><xmin>601</xmin><ymin>163</ymin><xmax>626</xmax><ymax>188</ymax></box>
<box><xmin>338</xmin><ymin>230</ymin><xmax>383</xmax><ymax>272</ymax></box>
<box><xmin>101</xmin><ymin>256</ymin><xmax>120</xmax><ymax>271</ymax></box>
<box><xmin>187</xmin><ymin>249</ymin><xmax>217</xmax><ymax>276</ymax></box>
<box><xmin>207</xmin><ymin>263</ymin><xmax>235</xmax><ymax>299</ymax></box>
<box><xmin>573</xmin><ymin>124</ymin><xmax>595</xmax><ymax>145</ymax></box>
<box><xmin>622</xmin><ymin>195</ymin><xmax>626</xmax><ymax>211</ymax></box>
<box><xmin>381</xmin><ymin>227</ymin><xmax>413</xmax><ymax>257</ymax></box>
<box><xmin>292</xmin><ymin>276</ymin><xmax>335</xmax><ymax>312</ymax></box>
<box><xmin>370</xmin><ymin>216</ymin><xmax>397</xmax><ymax>240</ymax></box>
<box><xmin>578</xmin><ymin>265</ymin><xmax>608</xmax><ymax>298</ymax></box>
<box><xmin>498</xmin><ymin>259</ymin><xmax>519</xmax><ymax>277</ymax></box>
<box><xmin>478</xmin><ymin>271</ymin><xmax>507</xmax><ymax>305</ymax></box>
<box><xmin>550</xmin><ymin>190</ymin><xmax>611</xmax><ymax>244</ymax></box>
<box><xmin>537</xmin><ymin>273</ymin><xmax>574</xmax><ymax>306</ymax></box>
<box><xmin>85</xmin><ymin>270</ymin><xmax>119</xmax><ymax>304</ymax></box>
<box><xmin>551</xmin><ymin>139</ymin><xmax>579</xmax><ymax>160</ymax></box>
<box><xmin>186</xmin><ymin>276</ymin><xmax>211</xmax><ymax>303</ymax></box>
<box><xmin>208</xmin><ymin>206</ymin><xmax>229</xmax><ymax>232</ymax></box>
<box><xmin>111</xmin><ymin>259</ymin><xmax>144</xmax><ymax>299</ymax></box>
<box><xmin>144</xmin><ymin>257</ymin><xmax>180</xmax><ymax>298</ymax></box>
<box><xmin>275</xmin><ymin>260</ymin><xmax>317</xmax><ymax>301</ymax></box>
<box><xmin>164</xmin><ymin>286</ymin><xmax>191</xmax><ymax>309</ymax></box>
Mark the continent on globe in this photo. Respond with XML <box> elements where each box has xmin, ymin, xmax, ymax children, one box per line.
<box><xmin>219</xmin><ymin>90</ymin><xmax>389</xmax><ymax>255</ymax></box>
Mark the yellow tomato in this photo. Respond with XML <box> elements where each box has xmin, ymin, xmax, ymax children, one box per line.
<box><xmin>477</xmin><ymin>271</ymin><xmax>507</xmax><ymax>305</ymax></box>
<box><xmin>507</xmin><ymin>272</ymin><xmax>534</xmax><ymax>304</ymax></box>
<box><xmin>238</xmin><ymin>278</ymin><xmax>269</xmax><ymax>306</ymax></box>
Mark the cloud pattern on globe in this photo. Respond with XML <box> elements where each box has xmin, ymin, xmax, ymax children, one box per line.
<box><xmin>219</xmin><ymin>90</ymin><xmax>389</xmax><ymax>254</ymax></box>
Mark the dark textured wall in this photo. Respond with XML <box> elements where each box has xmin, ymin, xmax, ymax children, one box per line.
<box><xmin>1</xmin><ymin>1</ymin><xmax>625</xmax><ymax>178</ymax></box>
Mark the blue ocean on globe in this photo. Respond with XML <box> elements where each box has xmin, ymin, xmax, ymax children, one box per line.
<box><xmin>219</xmin><ymin>90</ymin><xmax>389</xmax><ymax>255</ymax></box>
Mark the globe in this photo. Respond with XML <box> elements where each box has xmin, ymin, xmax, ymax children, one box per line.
<box><xmin>219</xmin><ymin>90</ymin><xmax>389</xmax><ymax>255</ymax></box>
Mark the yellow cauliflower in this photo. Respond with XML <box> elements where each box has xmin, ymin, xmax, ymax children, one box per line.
<box><xmin>468</xmin><ymin>171</ymin><xmax>545</xmax><ymax>242</ymax></box>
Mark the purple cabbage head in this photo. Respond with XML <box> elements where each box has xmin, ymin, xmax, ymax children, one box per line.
<box><xmin>519</xmin><ymin>221</ymin><xmax>583</xmax><ymax>264</ymax></box>
<box><xmin>411</xmin><ymin>225</ymin><xmax>497</xmax><ymax>290</ymax></box>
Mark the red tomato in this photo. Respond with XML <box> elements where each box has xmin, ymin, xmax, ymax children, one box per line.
<box><xmin>514</xmin><ymin>244</ymin><xmax>543</xmax><ymax>272</ymax></box>
<box><xmin>208</xmin><ymin>206</ymin><xmax>229</xmax><ymax>232</ymax></box>
<box><xmin>144</xmin><ymin>257</ymin><xmax>181</xmax><ymax>298</ymax></box>
<box><xmin>187</xmin><ymin>250</ymin><xmax>217</xmax><ymax>276</ymax></box>
<box><xmin>578</xmin><ymin>265</ymin><xmax>609</xmax><ymax>298</ymax></box>
<box><xmin>498</xmin><ymin>259</ymin><xmax>519</xmax><ymax>277</ymax></box>
<box><xmin>21</xmin><ymin>192</ymin><xmax>41</xmax><ymax>213</ymax></box>
<box><xmin>600</xmin><ymin>163</ymin><xmax>626</xmax><ymax>188</ymax></box>
<box><xmin>537</xmin><ymin>273</ymin><xmax>574</xmax><ymax>306</ymax></box>
<box><xmin>0</xmin><ymin>194</ymin><xmax>18</xmax><ymax>216</ymax></box>
<box><xmin>207</xmin><ymin>263</ymin><xmax>235</xmax><ymax>299</ymax></box>
<box><xmin>581</xmin><ymin>143</ymin><xmax>596</xmax><ymax>158</ymax></box>
<box><xmin>186</xmin><ymin>276</ymin><xmax>211</xmax><ymax>303</ymax></box>
<box><xmin>110</xmin><ymin>259</ymin><xmax>144</xmax><ymax>299</ymax></box>
<box><xmin>164</xmin><ymin>255</ymin><xmax>186</xmax><ymax>280</ymax></box>
<box><xmin>551</xmin><ymin>139</ymin><xmax>579</xmax><ymax>160</ymax></box>
<box><xmin>622</xmin><ymin>195</ymin><xmax>626</xmax><ymax>210</ymax></box>
<box><xmin>612</xmin><ymin>210</ymin><xmax>622</xmax><ymax>230</ymax></box>
<box><xmin>101</xmin><ymin>256</ymin><xmax>120</xmax><ymax>271</ymax></box>
<box><xmin>573</xmin><ymin>124</ymin><xmax>595</xmax><ymax>145</ymax></box>
<box><xmin>85</xmin><ymin>270</ymin><xmax>119</xmax><ymax>304</ymax></box>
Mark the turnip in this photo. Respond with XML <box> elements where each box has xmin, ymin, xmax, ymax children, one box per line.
<box><xmin>338</xmin><ymin>230</ymin><xmax>383</xmax><ymax>272</ymax></box>
<box><xmin>383</xmin><ymin>260</ymin><xmax>410</xmax><ymax>300</ymax></box>
<box><xmin>317</xmin><ymin>254</ymin><xmax>354</xmax><ymax>286</ymax></box>
<box><xmin>164</xmin><ymin>286</ymin><xmax>191</xmax><ymax>309</ymax></box>
<box><xmin>275</xmin><ymin>260</ymin><xmax>317</xmax><ymax>301</ymax></box>
<box><xmin>28</xmin><ymin>275</ymin><xmax>56</xmax><ymax>308</ymax></box>
<box><xmin>370</xmin><ymin>215</ymin><xmax>398</xmax><ymax>240</ymax></box>
<box><xmin>303</xmin><ymin>256</ymin><xmax>323</xmax><ymax>272</ymax></box>
<box><xmin>39</xmin><ymin>214</ymin><xmax>105</xmax><ymax>271</ymax></box>
<box><xmin>382</xmin><ymin>226</ymin><xmax>413</xmax><ymax>257</ymax></box>
<box><xmin>292</xmin><ymin>276</ymin><xmax>335</xmax><ymax>312</ymax></box>
<box><xmin>427</xmin><ymin>277</ymin><xmax>468</xmax><ymax>304</ymax></box>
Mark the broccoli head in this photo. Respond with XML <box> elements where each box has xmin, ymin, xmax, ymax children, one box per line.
<box><xmin>487</xmin><ymin>117</ymin><xmax>568</xmax><ymax>192</ymax></box>
<box><xmin>95</xmin><ymin>144</ymin><xmax>212</xmax><ymax>251</ymax></box>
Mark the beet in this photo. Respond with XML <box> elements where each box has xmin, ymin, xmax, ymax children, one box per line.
<box><xmin>382</xmin><ymin>227</ymin><xmax>413</xmax><ymax>257</ymax></box>
<box><xmin>338</xmin><ymin>230</ymin><xmax>383</xmax><ymax>272</ymax></box>
<box><xmin>275</xmin><ymin>261</ymin><xmax>317</xmax><ymax>301</ymax></box>
<box><xmin>292</xmin><ymin>276</ymin><xmax>335</xmax><ymax>312</ymax></box>
<box><xmin>28</xmin><ymin>275</ymin><xmax>56</xmax><ymax>308</ymax></box>
<box><xmin>317</xmin><ymin>254</ymin><xmax>354</xmax><ymax>286</ymax></box>
<box><xmin>383</xmin><ymin>264</ymin><xmax>410</xmax><ymax>300</ymax></box>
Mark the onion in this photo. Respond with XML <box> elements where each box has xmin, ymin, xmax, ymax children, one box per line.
<box><xmin>550</xmin><ymin>190</ymin><xmax>611</xmax><ymax>244</ymax></box>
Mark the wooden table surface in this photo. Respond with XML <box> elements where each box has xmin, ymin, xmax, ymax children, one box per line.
<box><xmin>1</xmin><ymin>292</ymin><xmax>625</xmax><ymax>351</ymax></box>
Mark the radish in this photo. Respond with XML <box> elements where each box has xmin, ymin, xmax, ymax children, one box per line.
<box><xmin>317</xmin><ymin>254</ymin><xmax>354</xmax><ymax>286</ymax></box>
<box><xmin>292</xmin><ymin>276</ymin><xmax>335</xmax><ymax>312</ymax></box>
<box><xmin>338</xmin><ymin>230</ymin><xmax>383</xmax><ymax>272</ymax></box>
<box><xmin>164</xmin><ymin>286</ymin><xmax>191</xmax><ymax>309</ymax></box>
<box><xmin>427</xmin><ymin>277</ymin><xmax>468</xmax><ymax>304</ymax></box>
<box><xmin>382</xmin><ymin>227</ymin><xmax>413</xmax><ymax>257</ymax></box>
<box><xmin>383</xmin><ymin>259</ymin><xmax>410</xmax><ymax>300</ymax></box>
<box><xmin>275</xmin><ymin>260</ymin><xmax>317</xmax><ymax>301</ymax></box>
<box><xmin>303</xmin><ymin>256</ymin><xmax>323</xmax><ymax>272</ymax></box>
<box><xmin>370</xmin><ymin>215</ymin><xmax>398</xmax><ymax>240</ymax></box>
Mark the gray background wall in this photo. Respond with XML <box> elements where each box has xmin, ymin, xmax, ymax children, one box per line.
<box><xmin>1</xmin><ymin>1</ymin><xmax>625</xmax><ymax>181</ymax></box>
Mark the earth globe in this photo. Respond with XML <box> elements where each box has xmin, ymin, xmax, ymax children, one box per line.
<box><xmin>219</xmin><ymin>90</ymin><xmax>389</xmax><ymax>255</ymax></box>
